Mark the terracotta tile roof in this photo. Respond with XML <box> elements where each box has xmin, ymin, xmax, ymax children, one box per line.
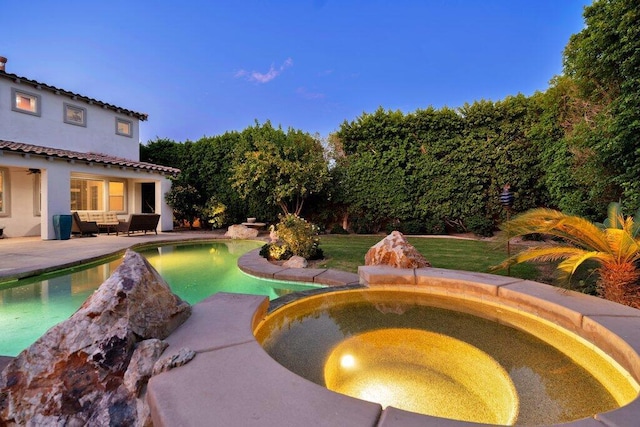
<box><xmin>0</xmin><ymin>140</ymin><xmax>180</xmax><ymax>175</ymax></box>
<box><xmin>0</xmin><ymin>70</ymin><xmax>148</xmax><ymax>121</ymax></box>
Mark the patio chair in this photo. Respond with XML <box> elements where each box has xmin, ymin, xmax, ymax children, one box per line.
<box><xmin>71</xmin><ymin>211</ymin><xmax>100</xmax><ymax>237</ymax></box>
<box><xmin>117</xmin><ymin>214</ymin><xmax>160</xmax><ymax>236</ymax></box>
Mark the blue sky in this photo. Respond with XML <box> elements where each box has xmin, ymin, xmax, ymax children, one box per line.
<box><xmin>1</xmin><ymin>0</ymin><xmax>590</xmax><ymax>144</ymax></box>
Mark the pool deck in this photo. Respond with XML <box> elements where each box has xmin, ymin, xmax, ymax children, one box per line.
<box><xmin>2</xmin><ymin>233</ymin><xmax>640</xmax><ymax>426</ymax></box>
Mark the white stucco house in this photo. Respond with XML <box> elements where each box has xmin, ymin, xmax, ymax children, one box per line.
<box><xmin>0</xmin><ymin>56</ymin><xmax>179</xmax><ymax>240</ymax></box>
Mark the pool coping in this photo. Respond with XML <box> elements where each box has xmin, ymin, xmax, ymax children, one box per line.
<box><xmin>147</xmin><ymin>257</ymin><xmax>640</xmax><ymax>426</ymax></box>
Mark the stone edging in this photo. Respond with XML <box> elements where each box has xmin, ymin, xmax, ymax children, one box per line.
<box><xmin>237</xmin><ymin>248</ymin><xmax>360</xmax><ymax>287</ymax></box>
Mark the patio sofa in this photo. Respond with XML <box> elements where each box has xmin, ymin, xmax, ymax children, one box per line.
<box><xmin>74</xmin><ymin>211</ymin><xmax>121</xmax><ymax>234</ymax></box>
<box><xmin>117</xmin><ymin>214</ymin><xmax>160</xmax><ymax>236</ymax></box>
<box><xmin>71</xmin><ymin>212</ymin><xmax>100</xmax><ymax>237</ymax></box>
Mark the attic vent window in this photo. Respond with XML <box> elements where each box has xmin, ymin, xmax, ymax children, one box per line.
<box><xmin>64</xmin><ymin>103</ymin><xmax>87</xmax><ymax>127</ymax></box>
<box><xmin>116</xmin><ymin>118</ymin><xmax>132</xmax><ymax>137</ymax></box>
<box><xmin>11</xmin><ymin>88</ymin><xmax>41</xmax><ymax>116</ymax></box>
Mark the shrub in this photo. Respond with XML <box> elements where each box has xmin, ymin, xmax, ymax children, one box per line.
<box><xmin>386</xmin><ymin>218</ymin><xmax>445</xmax><ymax>235</ymax></box>
<box><xmin>202</xmin><ymin>197</ymin><xmax>227</xmax><ymax>229</ymax></box>
<box><xmin>275</xmin><ymin>214</ymin><xmax>323</xmax><ymax>260</ymax></box>
<box><xmin>260</xmin><ymin>242</ymin><xmax>292</xmax><ymax>261</ymax></box>
<box><xmin>424</xmin><ymin>218</ymin><xmax>446</xmax><ymax>235</ymax></box>
<box><xmin>329</xmin><ymin>224</ymin><xmax>349</xmax><ymax>234</ymax></box>
<box><xmin>466</xmin><ymin>215</ymin><xmax>495</xmax><ymax>237</ymax></box>
<box><xmin>350</xmin><ymin>216</ymin><xmax>375</xmax><ymax>234</ymax></box>
<box><xmin>164</xmin><ymin>183</ymin><xmax>202</xmax><ymax>229</ymax></box>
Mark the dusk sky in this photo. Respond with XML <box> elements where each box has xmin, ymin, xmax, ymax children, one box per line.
<box><xmin>1</xmin><ymin>0</ymin><xmax>591</xmax><ymax>144</ymax></box>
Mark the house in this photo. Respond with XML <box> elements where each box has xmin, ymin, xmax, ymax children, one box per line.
<box><xmin>0</xmin><ymin>56</ymin><xmax>179</xmax><ymax>239</ymax></box>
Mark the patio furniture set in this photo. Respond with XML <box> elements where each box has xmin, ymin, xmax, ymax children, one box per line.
<box><xmin>72</xmin><ymin>211</ymin><xmax>160</xmax><ymax>237</ymax></box>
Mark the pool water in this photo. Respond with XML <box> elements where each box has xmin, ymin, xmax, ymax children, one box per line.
<box><xmin>0</xmin><ymin>240</ymin><xmax>318</xmax><ymax>357</ymax></box>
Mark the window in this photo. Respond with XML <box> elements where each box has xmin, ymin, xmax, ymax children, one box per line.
<box><xmin>108</xmin><ymin>181</ymin><xmax>125</xmax><ymax>211</ymax></box>
<box><xmin>11</xmin><ymin>88</ymin><xmax>41</xmax><ymax>116</ymax></box>
<box><xmin>71</xmin><ymin>178</ymin><xmax>104</xmax><ymax>211</ymax></box>
<box><xmin>64</xmin><ymin>103</ymin><xmax>87</xmax><ymax>127</ymax></box>
<box><xmin>70</xmin><ymin>177</ymin><xmax>126</xmax><ymax>212</ymax></box>
<box><xmin>116</xmin><ymin>118</ymin><xmax>132</xmax><ymax>137</ymax></box>
<box><xmin>0</xmin><ymin>169</ymin><xmax>5</xmax><ymax>215</ymax></box>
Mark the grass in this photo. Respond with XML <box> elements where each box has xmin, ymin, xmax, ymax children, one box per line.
<box><xmin>315</xmin><ymin>234</ymin><xmax>540</xmax><ymax>281</ymax></box>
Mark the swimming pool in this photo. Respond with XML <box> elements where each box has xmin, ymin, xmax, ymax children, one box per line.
<box><xmin>0</xmin><ymin>240</ymin><xmax>319</xmax><ymax>356</ymax></box>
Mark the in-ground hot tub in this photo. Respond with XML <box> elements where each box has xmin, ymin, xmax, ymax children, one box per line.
<box><xmin>254</xmin><ymin>267</ymin><xmax>640</xmax><ymax>426</ymax></box>
<box><xmin>148</xmin><ymin>259</ymin><xmax>640</xmax><ymax>426</ymax></box>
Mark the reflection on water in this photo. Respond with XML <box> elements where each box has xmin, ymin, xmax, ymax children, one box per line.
<box><xmin>0</xmin><ymin>240</ymin><xmax>317</xmax><ymax>357</ymax></box>
<box><xmin>256</xmin><ymin>290</ymin><xmax>629</xmax><ymax>425</ymax></box>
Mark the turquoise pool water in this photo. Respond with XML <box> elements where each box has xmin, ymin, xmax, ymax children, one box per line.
<box><xmin>0</xmin><ymin>240</ymin><xmax>318</xmax><ymax>356</ymax></box>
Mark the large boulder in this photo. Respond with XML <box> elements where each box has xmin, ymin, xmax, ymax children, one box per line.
<box><xmin>225</xmin><ymin>224</ymin><xmax>259</xmax><ymax>239</ymax></box>
<box><xmin>0</xmin><ymin>250</ymin><xmax>192</xmax><ymax>426</ymax></box>
<box><xmin>364</xmin><ymin>231</ymin><xmax>432</xmax><ymax>268</ymax></box>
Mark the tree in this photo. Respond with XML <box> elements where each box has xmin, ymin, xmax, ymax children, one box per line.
<box><xmin>140</xmin><ymin>138</ymin><xmax>184</xmax><ymax>168</ymax></box>
<box><xmin>231</xmin><ymin>122</ymin><xmax>329</xmax><ymax>216</ymax></box>
<box><xmin>333</xmin><ymin>99</ymin><xmax>545</xmax><ymax>234</ymax></box>
<box><xmin>494</xmin><ymin>204</ymin><xmax>640</xmax><ymax>309</ymax></box>
<box><xmin>164</xmin><ymin>182</ymin><xmax>202</xmax><ymax>229</ymax></box>
<box><xmin>562</xmin><ymin>0</ymin><xmax>640</xmax><ymax>212</ymax></box>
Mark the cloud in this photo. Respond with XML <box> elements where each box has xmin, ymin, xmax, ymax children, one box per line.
<box><xmin>235</xmin><ymin>58</ymin><xmax>293</xmax><ymax>84</ymax></box>
<box><xmin>296</xmin><ymin>87</ymin><xmax>325</xmax><ymax>100</ymax></box>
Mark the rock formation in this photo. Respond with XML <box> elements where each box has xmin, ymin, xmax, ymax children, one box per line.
<box><xmin>283</xmin><ymin>255</ymin><xmax>308</xmax><ymax>268</ymax></box>
<box><xmin>364</xmin><ymin>231</ymin><xmax>432</xmax><ymax>268</ymax></box>
<box><xmin>225</xmin><ymin>224</ymin><xmax>259</xmax><ymax>239</ymax></box>
<box><xmin>0</xmin><ymin>250</ymin><xmax>192</xmax><ymax>426</ymax></box>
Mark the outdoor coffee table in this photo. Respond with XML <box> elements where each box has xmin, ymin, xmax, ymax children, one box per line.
<box><xmin>98</xmin><ymin>222</ymin><xmax>119</xmax><ymax>236</ymax></box>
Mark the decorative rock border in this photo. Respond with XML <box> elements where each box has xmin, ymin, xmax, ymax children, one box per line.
<box><xmin>147</xmin><ymin>261</ymin><xmax>640</xmax><ymax>426</ymax></box>
<box><xmin>238</xmin><ymin>248</ymin><xmax>360</xmax><ymax>287</ymax></box>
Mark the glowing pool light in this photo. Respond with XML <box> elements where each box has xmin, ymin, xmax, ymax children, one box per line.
<box><xmin>324</xmin><ymin>328</ymin><xmax>519</xmax><ymax>425</ymax></box>
<box><xmin>339</xmin><ymin>354</ymin><xmax>356</xmax><ymax>369</ymax></box>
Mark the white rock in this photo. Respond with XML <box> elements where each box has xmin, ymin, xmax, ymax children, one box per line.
<box><xmin>283</xmin><ymin>255</ymin><xmax>308</xmax><ymax>268</ymax></box>
<box><xmin>225</xmin><ymin>224</ymin><xmax>259</xmax><ymax>239</ymax></box>
<box><xmin>364</xmin><ymin>231</ymin><xmax>431</xmax><ymax>268</ymax></box>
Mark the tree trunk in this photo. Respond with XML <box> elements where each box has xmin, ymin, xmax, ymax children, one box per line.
<box><xmin>597</xmin><ymin>262</ymin><xmax>640</xmax><ymax>309</ymax></box>
<box><xmin>342</xmin><ymin>212</ymin><xmax>349</xmax><ymax>231</ymax></box>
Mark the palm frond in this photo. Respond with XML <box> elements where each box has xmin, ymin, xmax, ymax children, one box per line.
<box><xmin>489</xmin><ymin>246</ymin><xmax>592</xmax><ymax>273</ymax></box>
<box><xmin>513</xmin><ymin>246</ymin><xmax>590</xmax><ymax>264</ymax></box>
<box><xmin>607</xmin><ymin>202</ymin><xmax>624</xmax><ymax>229</ymax></box>
<box><xmin>557</xmin><ymin>251</ymin><xmax>608</xmax><ymax>276</ymax></box>
<box><xmin>606</xmin><ymin>227</ymin><xmax>640</xmax><ymax>263</ymax></box>
<box><xmin>632</xmin><ymin>207</ymin><xmax>640</xmax><ymax>238</ymax></box>
<box><xmin>502</xmin><ymin>208</ymin><xmax>610</xmax><ymax>252</ymax></box>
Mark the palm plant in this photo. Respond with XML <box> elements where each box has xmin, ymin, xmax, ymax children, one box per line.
<box><xmin>494</xmin><ymin>203</ymin><xmax>640</xmax><ymax>309</ymax></box>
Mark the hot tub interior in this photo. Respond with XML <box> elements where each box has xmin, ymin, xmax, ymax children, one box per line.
<box><xmin>254</xmin><ymin>288</ymin><xmax>639</xmax><ymax>425</ymax></box>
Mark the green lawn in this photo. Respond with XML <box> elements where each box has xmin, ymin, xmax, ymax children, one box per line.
<box><xmin>315</xmin><ymin>234</ymin><xmax>540</xmax><ymax>280</ymax></box>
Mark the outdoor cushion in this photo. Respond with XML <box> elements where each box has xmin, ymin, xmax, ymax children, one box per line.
<box><xmin>77</xmin><ymin>211</ymin><xmax>119</xmax><ymax>224</ymax></box>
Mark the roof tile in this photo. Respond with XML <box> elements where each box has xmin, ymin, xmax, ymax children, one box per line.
<box><xmin>0</xmin><ymin>70</ymin><xmax>148</xmax><ymax>121</ymax></box>
<box><xmin>0</xmin><ymin>140</ymin><xmax>180</xmax><ymax>175</ymax></box>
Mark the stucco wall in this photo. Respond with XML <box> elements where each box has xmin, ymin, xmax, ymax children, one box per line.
<box><xmin>0</xmin><ymin>167</ymin><xmax>41</xmax><ymax>237</ymax></box>
<box><xmin>0</xmin><ymin>79</ymin><xmax>140</xmax><ymax>160</ymax></box>
<box><xmin>0</xmin><ymin>152</ymin><xmax>173</xmax><ymax>239</ymax></box>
